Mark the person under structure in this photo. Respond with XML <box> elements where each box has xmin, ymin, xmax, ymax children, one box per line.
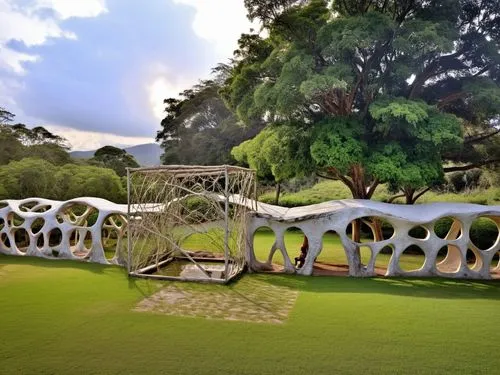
<box><xmin>294</xmin><ymin>235</ymin><xmax>309</xmax><ymax>268</ymax></box>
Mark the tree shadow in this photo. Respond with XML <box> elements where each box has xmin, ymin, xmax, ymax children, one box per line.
<box><xmin>238</xmin><ymin>273</ymin><xmax>500</xmax><ymax>301</ymax></box>
<box><xmin>126</xmin><ymin>276</ymin><xmax>165</xmax><ymax>297</ymax></box>
<box><xmin>0</xmin><ymin>253</ymin><xmax>113</xmax><ymax>274</ymax></box>
<box><xmin>5</xmin><ymin>253</ymin><xmax>499</xmax><ymax>303</ymax></box>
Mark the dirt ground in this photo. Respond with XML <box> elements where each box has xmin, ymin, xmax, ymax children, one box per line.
<box><xmin>270</xmin><ymin>261</ymin><xmax>500</xmax><ymax>278</ymax></box>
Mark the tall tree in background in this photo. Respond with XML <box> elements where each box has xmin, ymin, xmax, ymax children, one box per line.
<box><xmin>0</xmin><ymin>108</ymin><xmax>126</xmax><ymax>203</ymax></box>
<box><xmin>225</xmin><ymin>0</ymin><xmax>500</xmax><ymax>205</ymax></box>
<box><xmin>0</xmin><ymin>108</ymin><xmax>24</xmax><ymax>165</ymax></box>
<box><xmin>8</xmin><ymin>124</ymin><xmax>70</xmax><ymax>149</ymax></box>
<box><xmin>0</xmin><ymin>108</ymin><xmax>72</xmax><ymax>165</ymax></box>
<box><xmin>156</xmin><ymin>77</ymin><xmax>263</xmax><ymax>166</ymax></box>
<box><xmin>90</xmin><ymin>146</ymin><xmax>140</xmax><ymax>177</ymax></box>
<box><xmin>0</xmin><ymin>107</ymin><xmax>15</xmax><ymax>123</ymax></box>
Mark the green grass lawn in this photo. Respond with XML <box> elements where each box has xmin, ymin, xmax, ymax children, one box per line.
<box><xmin>260</xmin><ymin>180</ymin><xmax>500</xmax><ymax>207</ymax></box>
<box><xmin>2</xmin><ymin>254</ymin><xmax>500</xmax><ymax>374</ymax></box>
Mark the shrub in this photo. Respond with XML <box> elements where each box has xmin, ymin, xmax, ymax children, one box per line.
<box><xmin>470</xmin><ymin>218</ymin><xmax>499</xmax><ymax>250</ymax></box>
<box><xmin>433</xmin><ymin>217</ymin><xmax>454</xmax><ymax>239</ymax></box>
<box><xmin>0</xmin><ymin>158</ymin><xmax>126</xmax><ymax>203</ymax></box>
<box><xmin>0</xmin><ymin>158</ymin><xmax>58</xmax><ymax>199</ymax></box>
<box><xmin>447</xmin><ymin>169</ymin><xmax>483</xmax><ymax>192</ymax></box>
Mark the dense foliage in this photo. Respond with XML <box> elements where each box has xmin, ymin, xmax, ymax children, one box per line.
<box><xmin>0</xmin><ymin>158</ymin><xmax>127</xmax><ymax>203</ymax></box>
<box><xmin>0</xmin><ymin>109</ymin><xmax>72</xmax><ymax>166</ymax></box>
<box><xmin>90</xmin><ymin>145</ymin><xmax>140</xmax><ymax>177</ymax></box>
<box><xmin>0</xmin><ymin>107</ymin><xmax>127</xmax><ymax>203</ymax></box>
<box><xmin>225</xmin><ymin>0</ymin><xmax>500</xmax><ymax>203</ymax></box>
<box><xmin>156</xmin><ymin>79</ymin><xmax>263</xmax><ymax>165</ymax></box>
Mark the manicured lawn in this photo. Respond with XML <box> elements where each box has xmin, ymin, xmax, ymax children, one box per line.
<box><xmin>2</xmin><ymin>254</ymin><xmax>500</xmax><ymax>374</ymax></box>
<box><xmin>259</xmin><ymin>180</ymin><xmax>500</xmax><ymax>207</ymax></box>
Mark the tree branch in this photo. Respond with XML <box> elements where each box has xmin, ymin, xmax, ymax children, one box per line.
<box><xmin>387</xmin><ymin>193</ymin><xmax>405</xmax><ymax>203</ymax></box>
<box><xmin>381</xmin><ymin>0</ymin><xmax>389</xmax><ymax>12</ymax></box>
<box><xmin>409</xmin><ymin>50</ymin><xmax>465</xmax><ymax>99</ymax></box>
<box><xmin>366</xmin><ymin>178</ymin><xmax>379</xmax><ymax>199</ymax></box>
<box><xmin>316</xmin><ymin>172</ymin><xmax>337</xmax><ymax>180</ymax></box>
<box><xmin>444</xmin><ymin>159</ymin><xmax>500</xmax><ymax>173</ymax></box>
<box><xmin>473</xmin><ymin>64</ymin><xmax>492</xmax><ymax>77</ymax></box>
<box><xmin>464</xmin><ymin>129</ymin><xmax>500</xmax><ymax>145</ymax></box>
<box><xmin>318</xmin><ymin>168</ymin><xmax>357</xmax><ymax>197</ymax></box>
<box><xmin>338</xmin><ymin>174</ymin><xmax>355</xmax><ymax>190</ymax></box>
<box><xmin>437</xmin><ymin>91</ymin><xmax>467</xmax><ymax>109</ymax></box>
<box><xmin>413</xmin><ymin>187</ymin><xmax>431</xmax><ymax>203</ymax></box>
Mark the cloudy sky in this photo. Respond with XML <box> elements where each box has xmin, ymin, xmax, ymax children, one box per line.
<box><xmin>0</xmin><ymin>0</ymin><xmax>254</xmax><ymax>150</ymax></box>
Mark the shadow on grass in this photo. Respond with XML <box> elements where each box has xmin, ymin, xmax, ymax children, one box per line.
<box><xmin>1</xmin><ymin>254</ymin><xmax>164</xmax><ymax>300</ymax></box>
<box><xmin>126</xmin><ymin>277</ymin><xmax>165</xmax><ymax>298</ymax></box>
<box><xmin>238</xmin><ymin>273</ymin><xmax>500</xmax><ymax>301</ymax></box>
<box><xmin>4</xmin><ymin>253</ymin><xmax>500</xmax><ymax>303</ymax></box>
<box><xmin>0</xmin><ymin>253</ymin><xmax>117</xmax><ymax>275</ymax></box>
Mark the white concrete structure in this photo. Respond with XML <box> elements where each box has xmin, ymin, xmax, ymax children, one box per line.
<box><xmin>0</xmin><ymin>197</ymin><xmax>127</xmax><ymax>265</ymax></box>
<box><xmin>2</xmin><ymin>195</ymin><xmax>499</xmax><ymax>279</ymax></box>
<box><xmin>246</xmin><ymin>199</ymin><xmax>500</xmax><ymax>279</ymax></box>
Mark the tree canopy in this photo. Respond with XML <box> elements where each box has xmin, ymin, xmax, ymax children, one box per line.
<box><xmin>90</xmin><ymin>146</ymin><xmax>140</xmax><ymax>177</ymax></box>
<box><xmin>156</xmin><ymin>79</ymin><xmax>263</xmax><ymax>165</ymax></box>
<box><xmin>225</xmin><ymin>0</ymin><xmax>500</xmax><ymax>202</ymax></box>
<box><xmin>0</xmin><ymin>158</ymin><xmax>126</xmax><ymax>203</ymax></box>
<box><xmin>0</xmin><ymin>108</ymin><xmax>72</xmax><ymax>166</ymax></box>
<box><xmin>0</xmin><ymin>108</ymin><xmax>127</xmax><ymax>203</ymax></box>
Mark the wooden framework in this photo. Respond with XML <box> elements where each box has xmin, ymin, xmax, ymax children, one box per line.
<box><xmin>126</xmin><ymin>165</ymin><xmax>256</xmax><ymax>283</ymax></box>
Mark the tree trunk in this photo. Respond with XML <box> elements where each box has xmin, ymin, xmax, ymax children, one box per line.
<box><xmin>351</xmin><ymin>218</ymin><xmax>361</xmax><ymax>243</ymax></box>
<box><xmin>403</xmin><ymin>186</ymin><xmax>431</xmax><ymax>205</ymax></box>
<box><xmin>371</xmin><ymin>218</ymin><xmax>384</xmax><ymax>242</ymax></box>
<box><xmin>319</xmin><ymin>165</ymin><xmax>381</xmax><ymax>260</ymax></box>
<box><xmin>404</xmin><ymin>188</ymin><xmax>415</xmax><ymax>205</ymax></box>
<box><xmin>343</xmin><ymin>165</ymin><xmax>378</xmax><ymax>243</ymax></box>
<box><xmin>301</xmin><ymin>235</ymin><xmax>309</xmax><ymax>250</ymax></box>
<box><xmin>274</xmin><ymin>183</ymin><xmax>281</xmax><ymax>205</ymax></box>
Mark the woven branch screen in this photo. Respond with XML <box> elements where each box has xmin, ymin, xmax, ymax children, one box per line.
<box><xmin>127</xmin><ymin>165</ymin><xmax>256</xmax><ymax>283</ymax></box>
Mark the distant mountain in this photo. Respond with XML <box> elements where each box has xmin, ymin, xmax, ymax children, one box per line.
<box><xmin>70</xmin><ymin>149</ymin><xmax>95</xmax><ymax>159</ymax></box>
<box><xmin>123</xmin><ymin>143</ymin><xmax>163</xmax><ymax>166</ymax></box>
<box><xmin>71</xmin><ymin>143</ymin><xmax>162</xmax><ymax>167</ymax></box>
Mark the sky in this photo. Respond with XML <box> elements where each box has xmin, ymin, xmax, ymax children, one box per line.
<box><xmin>0</xmin><ymin>0</ymin><xmax>255</xmax><ymax>150</ymax></box>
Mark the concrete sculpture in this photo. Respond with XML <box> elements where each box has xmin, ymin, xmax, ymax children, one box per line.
<box><xmin>1</xmin><ymin>194</ymin><xmax>499</xmax><ymax>279</ymax></box>
<box><xmin>246</xmin><ymin>199</ymin><xmax>500</xmax><ymax>279</ymax></box>
<box><xmin>0</xmin><ymin>197</ymin><xmax>127</xmax><ymax>265</ymax></box>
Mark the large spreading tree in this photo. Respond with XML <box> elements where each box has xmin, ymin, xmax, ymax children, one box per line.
<box><xmin>90</xmin><ymin>146</ymin><xmax>140</xmax><ymax>177</ymax></box>
<box><xmin>225</xmin><ymin>0</ymin><xmax>500</xmax><ymax>204</ymax></box>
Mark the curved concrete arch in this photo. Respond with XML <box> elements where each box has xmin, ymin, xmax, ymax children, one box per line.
<box><xmin>0</xmin><ymin>197</ymin><xmax>127</xmax><ymax>265</ymax></box>
<box><xmin>245</xmin><ymin>199</ymin><xmax>500</xmax><ymax>279</ymax></box>
<box><xmin>2</xmin><ymin>195</ymin><xmax>499</xmax><ymax>279</ymax></box>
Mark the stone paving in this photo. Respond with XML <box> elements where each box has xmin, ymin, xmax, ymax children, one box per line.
<box><xmin>134</xmin><ymin>278</ymin><xmax>298</xmax><ymax>324</ymax></box>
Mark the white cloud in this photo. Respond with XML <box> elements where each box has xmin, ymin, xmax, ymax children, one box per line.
<box><xmin>44</xmin><ymin>124</ymin><xmax>155</xmax><ymax>151</ymax></box>
<box><xmin>0</xmin><ymin>48</ymin><xmax>39</xmax><ymax>74</ymax></box>
<box><xmin>148</xmin><ymin>2</ymin><xmax>261</xmax><ymax>127</ymax></box>
<box><xmin>147</xmin><ymin>75</ymin><xmax>197</xmax><ymax>120</ymax></box>
<box><xmin>0</xmin><ymin>77</ymin><xmax>26</xmax><ymax>117</ymax></box>
<box><xmin>145</xmin><ymin>63</ymin><xmax>198</xmax><ymax>120</ymax></box>
<box><xmin>0</xmin><ymin>0</ymin><xmax>107</xmax><ymax>74</ymax></box>
<box><xmin>173</xmin><ymin>0</ymin><xmax>256</xmax><ymax>59</ymax></box>
<box><xmin>34</xmin><ymin>0</ymin><xmax>107</xmax><ymax>20</ymax></box>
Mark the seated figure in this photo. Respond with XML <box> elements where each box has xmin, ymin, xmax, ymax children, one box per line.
<box><xmin>294</xmin><ymin>235</ymin><xmax>309</xmax><ymax>268</ymax></box>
